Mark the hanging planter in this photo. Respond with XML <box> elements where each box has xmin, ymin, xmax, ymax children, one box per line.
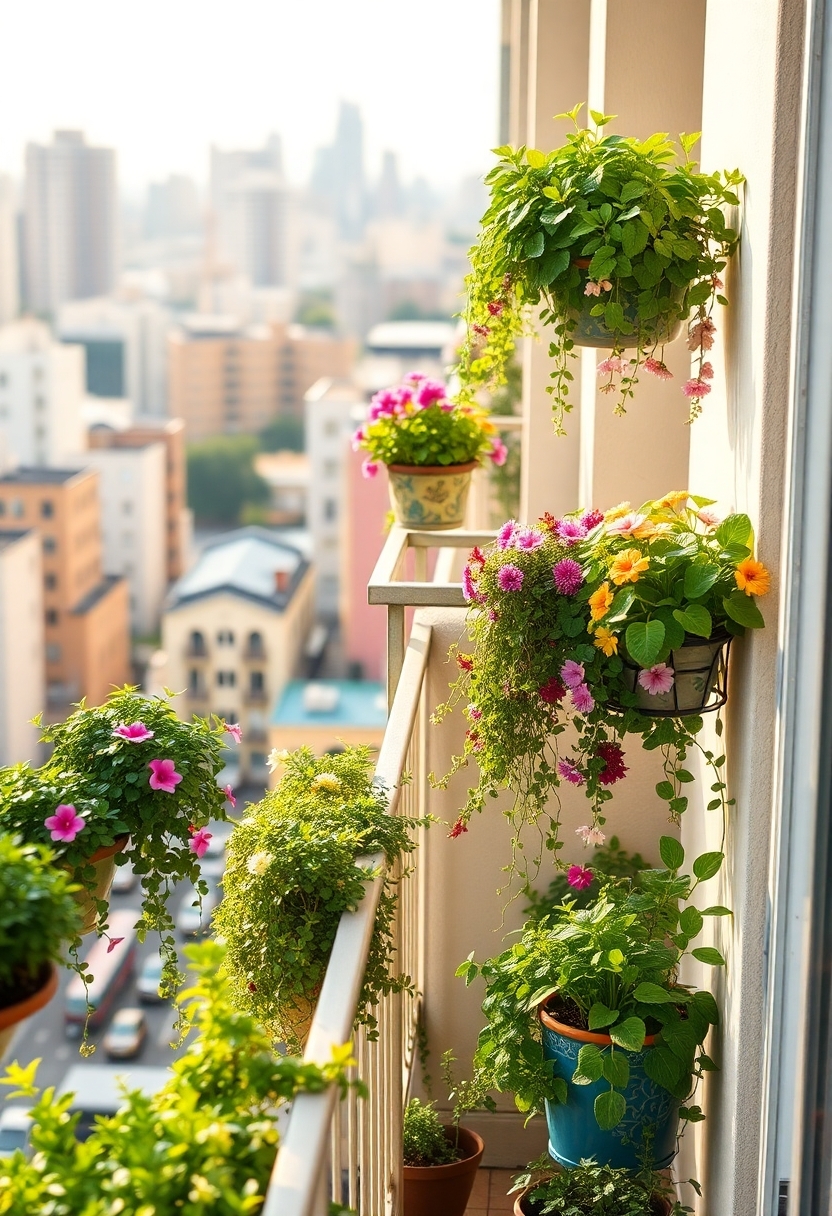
<box><xmin>569</xmin><ymin>258</ymin><xmax>684</xmax><ymax>349</ymax></box>
<box><xmin>609</xmin><ymin>629</ymin><xmax>731</xmax><ymax>717</ymax></box>
<box><xmin>64</xmin><ymin>834</ymin><xmax>130</xmax><ymax>934</ymax></box>
<box><xmin>353</xmin><ymin>373</ymin><xmax>507</xmax><ymax>531</ymax></box>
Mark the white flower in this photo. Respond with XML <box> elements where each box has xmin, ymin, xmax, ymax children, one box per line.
<box><xmin>267</xmin><ymin>748</ymin><xmax>292</xmax><ymax>773</ymax></box>
<box><xmin>575</xmin><ymin>825</ymin><xmax>606</xmax><ymax>847</ymax></box>
<box><xmin>312</xmin><ymin>772</ymin><xmax>341</xmax><ymax>794</ymax></box>
<box><xmin>247</xmin><ymin>850</ymin><xmax>273</xmax><ymax>876</ymax></box>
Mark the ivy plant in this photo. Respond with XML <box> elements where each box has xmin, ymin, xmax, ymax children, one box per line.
<box><xmin>510</xmin><ymin>1156</ymin><xmax>692</xmax><ymax>1215</ymax></box>
<box><xmin>459</xmin><ymin>104</ymin><xmax>743</xmax><ymax>432</ymax></box>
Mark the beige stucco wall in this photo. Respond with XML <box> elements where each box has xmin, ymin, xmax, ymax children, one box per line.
<box><xmin>0</xmin><ymin>530</ymin><xmax>44</xmax><ymax>764</ymax></box>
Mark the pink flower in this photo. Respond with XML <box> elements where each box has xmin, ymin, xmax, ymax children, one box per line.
<box><xmin>487</xmin><ymin>300</ymin><xmax>504</xmax><ymax>317</ymax></box>
<box><xmin>362</xmin><ymin>458</ymin><xmax>380</xmax><ymax>479</ymax></box>
<box><xmin>576</xmin><ymin>825</ymin><xmax>606</xmax><ymax>846</ymax></box>
<box><xmin>570</xmin><ymin>684</ymin><xmax>595</xmax><ymax>714</ymax></box>
<box><xmin>113</xmin><ymin>721</ymin><xmax>155</xmax><ymax>744</ymax></box>
<box><xmin>539</xmin><ymin>676</ymin><xmax>566</xmax><ymax>704</ymax></box>
<box><xmin>225</xmin><ymin>722</ymin><xmax>243</xmax><ymax>744</ymax></box>
<box><xmin>638</xmin><ymin>663</ymin><xmax>676</xmax><ymax>695</ymax></box>
<box><xmin>106</xmin><ymin>937</ymin><xmax>125</xmax><ymax>954</ymax></box>
<box><xmin>416</xmin><ymin>378</ymin><xmax>447</xmax><ymax>407</ymax></box>
<box><xmin>188</xmin><ymin>825</ymin><xmax>212</xmax><ymax>858</ymax></box>
<box><xmin>472</xmin><ymin>323</ymin><xmax>490</xmax><ymax>337</ymax></box>
<box><xmin>44</xmin><ymin>804</ymin><xmax>86</xmax><ymax>843</ymax></box>
<box><xmin>567</xmin><ymin>864</ymin><xmax>594</xmax><ymax>891</ymax></box>
<box><xmin>489</xmin><ymin>437</ymin><xmax>508</xmax><ymax>466</ymax></box>
<box><xmin>682</xmin><ymin>378</ymin><xmax>712</xmax><ymax>399</ymax></box>
<box><xmin>467</xmin><ymin>704</ymin><xmax>482</xmax><ymax>720</ymax></box>
<box><xmin>606</xmin><ymin>512</ymin><xmax>647</xmax><ymax>536</ymax></box>
<box><xmin>462</xmin><ymin>566</ymin><xmax>481</xmax><ymax>603</ymax></box>
<box><xmin>515</xmin><ymin>527</ymin><xmax>544</xmax><ymax>551</ymax></box>
<box><xmin>643</xmin><ymin>357</ymin><xmax>674</xmax><ymax>380</ymax></box>
<box><xmin>449</xmin><ymin>818</ymin><xmax>469</xmax><ymax>839</ymax></box>
<box><xmin>697</xmin><ymin>508</ymin><xmax>721</xmax><ymax>528</ymax></box>
<box><xmin>553</xmin><ymin>558</ymin><xmax>583</xmax><ymax>595</ymax></box>
<box><xmin>497</xmin><ymin>564</ymin><xmax>524</xmax><ymax>592</ymax></box>
<box><xmin>404</xmin><ymin>371</ymin><xmax>427</xmax><ymax>385</ymax></box>
<box><xmin>558</xmin><ymin>759</ymin><xmax>585</xmax><ymax>786</ymax></box>
<box><xmin>457</xmin><ymin>654</ymin><xmax>474</xmax><ymax>672</ymax></box>
<box><xmin>700</xmin><ymin>361</ymin><xmax>714</xmax><ymax>379</ymax></box>
<box><xmin>597</xmin><ymin>741</ymin><xmax>628</xmax><ymax>785</ymax></box>
<box><xmin>148</xmin><ymin>758</ymin><xmax>183</xmax><ymax>793</ymax></box>
<box><xmin>580</xmin><ymin>509</ymin><xmax>604</xmax><ymax>531</ymax></box>
<box><xmin>584</xmin><ymin>281</ymin><xmax>602</xmax><ymax>297</ymax></box>
<box><xmin>711</xmin><ymin>275</ymin><xmax>724</xmax><ymax>290</ymax></box>
<box><xmin>351</xmin><ymin>427</ymin><xmax>366</xmax><ymax>451</ymax></box>
<box><xmin>368</xmin><ymin>388</ymin><xmax>399</xmax><ymax>419</ymax></box>
<box><xmin>560</xmin><ymin>660</ymin><xmax>585</xmax><ymax>689</ymax></box>
<box><xmin>223</xmin><ymin>784</ymin><xmax>236</xmax><ymax>808</ymax></box>
<box><xmin>556</xmin><ymin>519</ymin><xmax>587</xmax><ymax>546</ymax></box>
<box><xmin>688</xmin><ymin>317</ymin><xmax>716</xmax><ymax>351</ymax></box>
<box><xmin>487</xmin><ymin>609</ymin><xmax>499</xmax><ymax>622</ymax></box>
<box><xmin>497</xmin><ymin>519</ymin><xmax>519</xmax><ymax>549</ymax></box>
<box><xmin>466</xmin><ymin>728</ymin><xmax>483</xmax><ymax>751</ymax></box>
<box><xmin>469</xmin><ymin>546</ymin><xmax>486</xmax><ymax>568</ymax></box>
<box><xmin>597</xmin><ymin>356</ymin><xmax>627</xmax><ymax>375</ymax></box>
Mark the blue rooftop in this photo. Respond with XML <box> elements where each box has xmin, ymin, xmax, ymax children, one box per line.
<box><xmin>272</xmin><ymin>680</ymin><xmax>387</xmax><ymax>727</ymax></box>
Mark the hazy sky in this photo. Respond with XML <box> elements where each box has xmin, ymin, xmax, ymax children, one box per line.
<box><xmin>0</xmin><ymin>0</ymin><xmax>501</xmax><ymax>192</ymax></box>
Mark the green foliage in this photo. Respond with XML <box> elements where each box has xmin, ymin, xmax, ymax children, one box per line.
<box><xmin>295</xmin><ymin>290</ymin><xmax>336</xmax><ymax>328</ymax></box>
<box><xmin>524</xmin><ymin>837</ymin><xmax>649</xmax><ymax>920</ymax></box>
<box><xmin>488</xmin><ymin>358</ymin><xmax>523</xmax><ymax>525</ymax></box>
<box><xmin>510</xmin><ymin>1156</ymin><xmax>691</xmax><ymax>1215</ymax></box>
<box><xmin>215</xmin><ymin>746</ymin><xmax>423</xmax><ymax>1051</ymax></box>
<box><xmin>355</xmin><ymin>375</ymin><xmax>498</xmax><ymax>468</ymax></box>
<box><xmin>0</xmin><ymin>833</ymin><xmax>82</xmax><ymax>1002</ymax></box>
<box><xmin>459</xmin><ymin>105</ymin><xmax>743</xmax><ymax>432</ymax></box>
<box><xmin>402</xmin><ymin>1099</ymin><xmax>459</xmax><ymax>1167</ymax></box>
<box><xmin>187</xmin><ymin>434</ymin><xmax>270</xmax><ymax>524</ymax></box>
<box><xmin>0</xmin><ymin>941</ymin><xmax>356</xmax><ymax>1215</ymax></box>
<box><xmin>459</xmin><ymin>846</ymin><xmax>725</xmax><ymax>1130</ymax></box>
<box><xmin>259</xmin><ymin>413</ymin><xmax>305</xmax><ymax>453</ymax></box>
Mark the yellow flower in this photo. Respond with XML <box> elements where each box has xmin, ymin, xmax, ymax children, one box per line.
<box><xmin>610</xmin><ymin>548</ymin><xmax>650</xmax><ymax>585</ymax></box>
<box><xmin>631</xmin><ymin>519</ymin><xmax>658</xmax><ymax>539</ymax></box>
<box><xmin>594</xmin><ymin>627</ymin><xmax>619</xmax><ymax>656</ymax></box>
<box><xmin>735</xmin><ymin>558</ymin><xmax>771</xmax><ymax>596</ymax></box>
<box><xmin>603</xmin><ymin>501</ymin><xmax>633</xmax><ymax>523</ymax></box>
<box><xmin>588</xmin><ymin>582</ymin><xmax>614</xmax><ymax>621</ymax></box>
<box><xmin>655</xmin><ymin>490</ymin><xmax>690</xmax><ymax>511</ymax></box>
<box><xmin>312</xmin><ymin>772</ymin><xmax>342</xmax><ymax>794</ymax></box>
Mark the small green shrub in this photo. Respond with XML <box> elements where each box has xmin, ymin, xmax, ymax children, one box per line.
<box><xmin>403</xmin><ymin>1099</ymin><xmax>459</xmax><ymax>1167</ymax></box>
<box><xmin>510</xmin><ymin>1157</ymin><xmax>690</xmax><ymax>1215</ymax></box>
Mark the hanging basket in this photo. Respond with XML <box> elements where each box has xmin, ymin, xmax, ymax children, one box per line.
<box><xmin>62</xmin><ymin>835</ymin><xmax>131</xmax><ymax>934</ymax></box>
<box><xmin>608</xmin><ymin>630</ymin><xmax>732</xmax><ymax>718</ymax></box>
<box><xmin>568</xmin><ymin>259</ymin><xmax>684</xmax><ymax>349</ymax></box>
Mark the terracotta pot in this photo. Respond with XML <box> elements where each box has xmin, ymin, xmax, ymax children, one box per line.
<box><xmin>387</xmin><ymin>462</ymin><xmax>478</xmax><ymax>530</ymax></box>
<box><xmin>0</xmin><ymin>964</ymin><xmax>58</xmax><ymax>1058</ymax></box>
<box><xmin>403</xmin><ymin>1125</ymin><xmax>484</xmax><ymax>1216</ymax></box>
<box><xmin>569</xmin><ymin>258</ymin><xmax>684</xmax><ymax>349</ymax></box>
<box><xmin>63</xmin><ymin>835</ymin><xmax>130</xmax><ymax>934</ymax></box>
<box><xmin>514</xmin><ymin>1183</ymin><xmax>672</xmax><ymax>1215</ymax></box>
<box><xmin>608</xmin><ymin>630</ymin><xmax>732</xmax><ymax>718</ymax></box>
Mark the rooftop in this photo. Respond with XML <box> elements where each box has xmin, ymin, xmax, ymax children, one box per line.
<box><xmin>365</xmin><ymin>320</ymin><xmax>456</xmax><ymax>355</ymax></box>
<box><xmin>0</xmin><ymin>528</ymin><xmax>33</xmax><ymax>550</ymax></box>
<box><xmin>71</xmin><ymin>575</ymin><xmax>124</xmax><ymax>615</ymax></box>
<box><xmin>0</xmin><ymin>466</ymin><xmax>84</xmax><ymax>485</ymax></box>
<box><xmin>271</xmin><ymin>679</ymin><xmax>387</xmax><ymax>728</ymax></box>
<box><xmin>168</xmin><ymin>526</ymin><xmax>309</xmax><ymax>612</ymax></box>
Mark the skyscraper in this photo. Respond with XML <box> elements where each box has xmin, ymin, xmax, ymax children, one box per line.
<box><xmin>310</xmin><ymin>102</ymin><xmax>366</xmax><ymax>242</ymax></box>
<box><xmin>210</xmin><ymin>135</ymin><xmax>292</xmax><ymax>288</ymax></box>
<box><xmin>24</xmin><ymin>130</ymin><xmax>118</xmax><ymax>316</ymax></box>
<box><xmin>0</xmin><ymin>175</ymin><xmax>20</xmax><ymax>325</ymax></box>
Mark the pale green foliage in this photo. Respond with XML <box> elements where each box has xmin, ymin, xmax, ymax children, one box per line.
<box><xmin>0</xmin><ymin>833</ymin><xmax>82</xmax><ymax>999</ymax></box>
<box><xmin>402</xmin><ymin>1099</ymin><xmax>459</xmax><ymax>1167</ymax></box>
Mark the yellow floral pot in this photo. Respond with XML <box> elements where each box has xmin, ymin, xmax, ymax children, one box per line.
<box><xmin>63</xmin><ymin>835</ymin><xmax>130</xmax><ymax>934</ymax></box>
<box><xmin>387</xmin><ymin>462</ymin><xmax>478</xmax><ymax>530</ymax></box>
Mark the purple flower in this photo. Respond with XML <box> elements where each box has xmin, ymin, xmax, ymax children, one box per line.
<box><xmin>570</xmin><ymin>684</ymin><xmax>595</xmax><ymax>714</ymax></box>
<box><xmin>497</xmin><ymin>564</ymin><xmax>524</xmax><ymax>592</ymax></box>
<box><xmin>556</xmin><ymin>519</ymin><xmax>588</xmax><ymax>546</ymax></box>
<box><xmin>497</xmin><ymin>519</ymin><xmax>519</xmax><ymax>550</ymax></box>
<box><xmin>558</xmin><ymin>759</ymin><xmax>585</xmax><ymax>786</ymax></box>
<box><xmin>553</xmin><ymin>559</ymin><xmax>583</xmax><ymax>595</ymax></box>
<box><xmin>515</xmin><ymin>527</ymin><xmax>544</xmax><ymax>551</ymax></box>
<box><xmin>113</xmin><ymin>721</ymin><xmax>155</xmax><ymax>743</ymax></box>
<box><xmin>148</xmin><ymin>758</ymin><xmax>183</xmax><ymax>793</ymax></box>
<box><xmin>580</xmin><ymin>509</ymin><xmax>604</xmax><ymax>531</ymax></box>
<box><xmin>44</xmin><ymin>804</ymin><xmax>85</xmax><ymax>843</ymax></box>
<box><xmin>560</xmin><ymin>660</ymin><xmax>585</xmax><ymax>689</ymax></box>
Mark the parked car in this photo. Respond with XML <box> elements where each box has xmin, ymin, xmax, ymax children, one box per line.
<box><xmin>136</xmin><ymin>952</ymin><xmax>166</xmax><ymax>1004</ymax></box>
<box><xmin>110</xmin><ymin>860</ymin><xmax>136</xmax><ymax>894</ymax></box>
<box><xmin>0</xmin><ymin>1107</ymin><xmax>32</xmax><ymax>1158</ymax></box>
<box><xmin>59</xmin><ymin>1065</ymin><xmax>169</xmax><ymax>1141</ymax></box>
<box><xmin>102</xmin><ymin>1007</ymin><xmax>147</xmax><ymax>1060</ymax></box>
<box><xmin>176</xmin><ymin>877</ymin><xmax>221</xmax><ymax>937</ymax></box>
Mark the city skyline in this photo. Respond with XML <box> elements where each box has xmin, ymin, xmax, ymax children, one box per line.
<box><xmin>0</xmin><ymin>0</ymin><xmax>501</xmax><ymax>191</ymax></box>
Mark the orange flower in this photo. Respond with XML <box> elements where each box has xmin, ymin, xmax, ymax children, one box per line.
<box><xmin>610</xmin><ymin>548</ymin><xmax>650</xmax><ymax>585</ymax></box>
<box><xmin>735</xmin><ymin>558</ymin><xmax>771</xmax><ymax>596</ymax></box>
<box><xmin>593</xmin><ymin>627</ymin><xmax>619</xmax><ymax>656</ymax></box>
<box><xmin>588</xmin><ymin>582</ymin><xmax>614</xmax><ymax>621</ymax></box>
<box><xmin>604</xmin><ymin>501</ymin><xmax>633</xmax><ymax>523</ymax></box>
<box><xmin>655</xmin><ymin>490</ymin><xmax>690</xmax><ymax>512</ymax></box>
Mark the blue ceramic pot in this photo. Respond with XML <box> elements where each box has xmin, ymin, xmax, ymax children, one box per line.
<box><xmin>539</xmin><ymin>1005</ymin><xmax>679</xmax><ymax>1170</ymax></box>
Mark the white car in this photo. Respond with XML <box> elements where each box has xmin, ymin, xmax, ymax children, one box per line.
<box><xmin>136</xmin><ymin>952</ymin><xmax>166</xmax><ymax>1003</ymax></box>
<box><xmin>176</xmin><ymin>878</ymin><xmax>221</xmax><ymax>937</ymax></box>
<box><xmin>102</xmin><ymin>1007</ymin><xmax>147</xmax><ymax>1060</ymax></box>
<box><xmin>0</xmin><ymin>1107</ymin><xmax>32</xmax><ymax>1158</ymax></box>
<box><xmin>110</xmin><ymin>860</ymin><xmax>136</xmax><ymax>894</ymax></box>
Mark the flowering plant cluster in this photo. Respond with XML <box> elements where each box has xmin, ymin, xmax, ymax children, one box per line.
<box><xmin>352</xmin><ymin>372</ymin><xmax>507</xmax><ymax>479</ymax></box>
<box><xmin>215</xmin><ymin>745</ymin><xmax>424</xmax><ymax>1051</ymax></box>
<box><xmin>458</xmin><ymin>105</ymin><xmax>743</xmax><ymax>433</ymax></box>
<box><xmin>0</xmin><ymin>687</ymin><xmax>232</xmax><ymax>1007</ymax></box>
<box><xmin>433</xmin><ymin>492</ymin><xmax>769</xmax><ymax>867</ymax></box>
<box><xmin>458</xmin><ymin>839</ymin><xmax>727</xmax><ymax>1132</ymax></box>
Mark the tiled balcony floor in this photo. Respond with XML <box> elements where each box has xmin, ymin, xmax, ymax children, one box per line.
<box><xmin>466</xmin><ymin>1168</ymin><xmax>518</xmax><ymax>1214</ymax></box>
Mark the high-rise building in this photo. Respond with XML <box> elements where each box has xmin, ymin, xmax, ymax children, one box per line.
<box><xmin>24</xmin><ymin>130</ymin><xmax>118</xmax><ymax>316</ymax></box>
<box><xmin>0</xmin><ymin>319</ymin><xmax>86</xmax><ymax>466</ymax></box>
<box><xmin>310</xmin><ymin>103</ymin><xmax>366</xmax><ymax>242</ymax></box>
<box><xmin>0</xmin><ymin>176</ymin><xmax>20</xmax><ymax>325</ymax></box>
<box><xmin>144</xmin><ymin>175</ymin><xmax>200</xmax><ymax>240</ymax></box>
<box><xmin>0</xmin><ymin>528</ymin><xmax>44</xmax><ymax>763</ymax></box>
<box><xmin>211</xmin><ymin>135</ymin><xmax>293</xmax><ymax>289</ymax></box>
<box><xmin>0</xmin><ymin>467</ymin><xmax>129</xmax><ymax>713</ymax></box>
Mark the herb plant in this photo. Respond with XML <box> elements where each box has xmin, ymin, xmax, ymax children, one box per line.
<box><xmin>0</xmin><ymin>833</ymin><xmax>82</xmax><ymax>1009</ymax></box>
<box><xmin>215</xmin><ymin>745</ymin><xmax>423</xmax><ymax>1051</ymax></box>
<box><xmin>0</xmin><ymin>941</ymin><xmax>356</xmax><ymax>1215</ymax></box>
<box><xmin>510</xmin><ymin>1157</ymin><xmax>690</xmax><ymax>1216</ymax></box>
<box><xmin>457</xmin><ymin>839</ymin><xmax>727</xmax><ymax>1131</ymax></box>
<box><xmin>403</xmin><ymin>1098</ymin><xmax>460</xmax><ymax>1167</ymax></box>
<box><xmin>459</xmin><ymin>105</ymin><xmax>743</xmax><ymax>432</ymax></box>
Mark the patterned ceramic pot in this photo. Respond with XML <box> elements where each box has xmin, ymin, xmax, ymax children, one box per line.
<box><xmin>569</xmin><ymin>259</ymin><xmax>684</xmax><ymax>349</ymax></box>
<box><xmin>0</xmin><ymin>964</ymin><xmax>58</xmax><ymax>1057</ymax></box>
<box><xmin>63</xmin><ymin>835</ymin><xmax>130</xmax><ymax>934</ymax></box>
<box><xmin>610</xmin><ymin>630</ymin><xmax>732</xmax><ymax>718</ymax></box>
<box><xmin>539</xmin><ymin>1003</ymin><xmax>679</xmax><ymax>1171</ymax></box>
<box><xmin>403</xmin><ymin>1126</ymin><xmax>484</xmax><ymax>1216</ymax></box>
<box><xmin>387</xmin><ymin>462</ymin><xmax>477</xmax><ymax>530</ymax></box>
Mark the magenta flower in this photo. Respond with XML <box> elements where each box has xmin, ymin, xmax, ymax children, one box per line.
<box><xmin>462</xmin><ymin>565</ymin><xmax>478</xmax><ymax>602</ymax></box>
<box><xmin>404</xmin><ymin>371</ymin><xmax>427</xmax><ymax>385</ymax></box>
<box><xmin>416</xmin><ymin>379</ymin><xmax>447</xmax><ymax>408</ymax></box>
<box><xmin>148</xmin><ymin>758</ymin><xmax>183</xmax><ymax>793</ymax></box>
<box><xmin>351</xmin><ymin>427</ymin><xmax>366</xmax><ymax>451</ymax></box>
<box><xmin>489</xmin><ymin>437</ymin><xmax>508</xmax><ymax>466</ymax></box>
<box><xmin>113</xmin><ymin>721</ymin><xmax>154</xmax><ymax>743</ymax></box>
<box><xmin>106</xmin><ymin>936</ymin><xmax>125</xmax><ymax>954</ymax></box>
<box><xmin>487</xmin><ymin>300</ymin><xmax>504</xmax><ymax>317</ymax></box>
<box><xmin>580</xmin><ymin>508</ymin><xmax>604</xmax><ymax>531</ymax></box>
<box><xmin>567</xmin><ymin>864</ymin><xmax>594</xmax><ymax>891</ymax></box>
<box><xmin>556</xmin><ymin>518</ymin><xmax>587</xmax><ymax>546</ymax></box>
<box><xmin>515</xmin><ymin>527</ymin><xmax>544</xmax><ymax>551</ymax></box>
<box><xmin>596</xmin><ymin>741</ymin><xmax>628</xmax><ymax>784</ymax></box>
<box><xmin>560</xmin><ymin>660</ymin><xmax>585</xmax><ymax>689</ymax></box>
<box><xmin>553</xmin><ymin>559</ymin><xmax>583</xmax><ymax>596</ymax></box>
<box><xmin>597</xmin><ymin>355</ymin><xmax>627</xmax><ymax>375</ymax></box>
<box><xmin>571</xmin><ymin>683</ymin><xmax>595</xmax><ymax>714</ymax></box>
<box><xmin>368</xmin><ymin>388</ymin><xmax>399</xmax><ymax>419</ymax></box>
<box><xmin>188</xmin><ymin>826</ymin><xmax>212</xmax><ymax>858</ymax></box>
<box><xmin>225</xmin><ymin>722</ymin><xmax>243</xmax><ymax>744</ymax></box>
<box><xmin>223</xmin><ymin>784</ymin><xmax>236</xmax><ymax>808</ymax></box>
<box><xmin>643</xmin><ymin>357</ymin><xmax>674</xmax><ymax>380</ymax></box>
<box><xmin>467</xmin><ymin>703</ymin><xmax>483</xmax><ymax>721</ymax></box>
<box><xmin>497</xmin><ymin>564</ymin><xmax>524</xmax><ymax>592</ymax></box>
<box><xmin>497</xmin><ymin>519</ymin><xmax>519</xmax><ymax>549</ymax></box>
<box><xmin>472</xmin><ymin>323</ymin><xmax>490</xmax><ymax>337</ymax></box>
<box><xmin>558</xmin><ymin>759</ymin><xmax>585</xmax><ymax>786</ymax></box>
<box><xmin>638</xmin><ymin>663</ymin><xmax>676</xmax><ymax>695</ymax></box>
<box><xmin>44</xmin><ymin>803</ymin><xmax>86</xmax><ymax>843</ymax></box>
<box><xmin>361</xmin><ymin>458</ymin><xmax>379</xmax><ymax>479</ymax></box>
<box><xmin>682</xmin><ymin>378</ymin><xmax>712</xmax><ymax>399</ymax></box>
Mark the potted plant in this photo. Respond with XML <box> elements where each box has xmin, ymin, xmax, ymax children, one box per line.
<box><xmin>352</xmin><ymin>372</ymin><xmax>507</xmax><ymax>529</ymax></box>
<box><xmin>434</xmin><ymin>491</ymin><xmax>770</xmax><ymax>859</ymax></box>
<box><xmin>509</xmin><ymin>1157</ymin><xmax>690</xmax><ymax>1215</ymax></box>
<box><xmin>215</xmin><ymin>745</ymin><xmax>423</xmax><ymax>1051</ymax></box>
<box><xmin>402</xmin><ymin>1095</ymin><xmax>484</xmax><ymax>1216</ymax></box>
<box><xmin>0</xmin><ymin>686</ymin><xmax>232</xmax><ymax>1005</ymax></box>
<box><xmin>524</xmin><ymin>836</ymin><xmax>648</xmax><ymax>921</ymax></box>
<box><xmin>0</xmin><ymin>940</ymin><xmax>355</xmax><ymax>1211</ymax></box>
<box><xmin>0</xmin><ymin>833</ymin><xmax>82</xmax><ymax>1058</ymax></box>
<box><xmin>458</xmin><ymin>105</ymin><xmax>743</xmax><ymax>433</ymax></box>
<box><xmin>457</xmin><ymin>839</ymin><xmax>727</xmax><ymax>1170</ymax></box>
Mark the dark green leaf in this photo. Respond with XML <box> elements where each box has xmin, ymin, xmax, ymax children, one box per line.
<box><xmin>659</xmin><ymin>836</ymin><xmax>685</xmax><ymax>870</ymax></box>
<box><xmin>524</xmin><ymin>231</ymin><xmax>545</xmax><ymax>258</ymax></box>
<box><xmin>572</xmin><ymin>1044</ymin><xmax>604</xmax><ymax>1085</ymax></box>
<box><xmin>692</xmin><ymin>946</ymin><xmax>726</xmax><ymax>966</ymax></box>
<box><xmin>609</xmin><ymin>1016</ymin><xmax>646</xmax><ymax>1052</ymax></box>
<box><xmin>684</xmin><ymin>562</ymin><xmax>720</xmax><ymax>600</ymax></box>
<box><xmin>723</xmin><ymin>591</ymin><xmax>765</xmax><ymax>629</ymax></box>
<box><xmin>633</xmin><ymin>982</ymin><xmax>676</xmax><ymax>1004</ymax></box>
<box><xmin>594</xmin><ymin>1089</ymin><xmax>627</xmax><ymax>1130</ymax></box>
<box><xmin>602</xmin><ymin>1052</ymin><xmax>630</xmax><ymax>1088</ymax></box>
<box><xmin>680</xmin><ymin>906</ymin><xmax>704</xmax><ymax>936</ymax></box>
<box><xmin>588</xmin><ymin>1002</ymin><xmax>620</xmax><ymax>1031</ymax></box>
<box><xmin>692</xmin><ymin>851</ymin><xmax>724</xmax><ymax>881</ymax></box>
<box><xmin>643</xmin><ymin>1045</ymin><xmax>684</xmax><ymax>1091</ymax></box>
<box><xmin>715</xmin><ymin>513</ymin><xmax>753</xmax><ymax>548</ymax></box>
<box><xmin>672</xmin><ymin>604</ymin><xmax>713</xmax><ymax>638</ymax></box>
<box><xmin>625</xmin><ymin>619</ymin><xmax>666</xmax><ymax>668</ymax></box>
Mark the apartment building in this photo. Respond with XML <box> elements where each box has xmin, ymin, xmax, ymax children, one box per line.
<box><xmin>0</xmin><ymin>175</ymin><xmax>19</xmax><ymax>326</ymax></box>
<box><xmin>0</xmin><ymin>319</ymin><xmax>86</xmax><ymax>467</ymax></box>
<box><xmin>0</xmin><ymin>529</ymin><xmax>43</xmax><ymax>763</ymax></box>
<box><xmin>161</xmin><ymin>526</ymin><xmax>315</xmax><ymax>781</ymax></box>
<box><xmin>0</xmin><ymin>467</ymin><xmax>129</xmax><ymax>712</ymax></box>
<box><xmin>269</xmin><ymin>679</ymin><xmax>386</xmax><ymax>771</ymax></box>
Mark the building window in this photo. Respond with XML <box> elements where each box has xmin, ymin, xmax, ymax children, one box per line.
<box><xmin>41</xmin><ymin>500</ymin><xmax>54</xmax><ymax>518</ymax></box>
<box><xmin>45</xmin><ymin>573</ymin><xmax>56</xmax><ymax>590</ymax></box>
<box><xmin>217</xmin><ymin>629</ymin><xmax>235</xmax><ymax>645</ymax></box>
<box><xmin>323</xmin><ymin>498</ymin><xmax>337</xmax><ymax>522</ymax></box>
<box><xmin>323</xmin><ymin>459</ymin><xmax>338</xmax><ymax>479</ymax></box>
<box><xmin>11</xmin><ymin>499</ymin><xmax>23</xmax><ymax>518</ymax></box>
<box><xmin>250</xmin><ymin>752</ymin><xmax>267</xmax><ymax>771</ymax></box>
<box><xmin>217</xmin><ymin>670</ymin><xmax>236</xmax><ymax>687</ymax></box>
<box><xmin>46</xmin><ymin>644</ymin><xmax>61</xmax><ymax>663</ymax></box>
<box><xmin>247</xmin><ymin>630</ymin><xmax>264</xmax><ymax>656</ymax></box>
<box><xmin>0</xmin><ymin>501</ymin><xmax>5</xmax><ymax>516</ymax></box>
<box><xmin>189</xmin><ymin>630</ymin><xmax>206</xmax><ymax>656</ymax></box>
<box><xmin>250</xmin><ymin>670</ymin><xmax>265</xmax><ymax>694</ymax></box>
<box><xmin>45</xmin><ymin>609</ymin><xmax>58</xmax><ymax>626</ymax></box>
<box><xmin>324</xmin><ymin>419</ymin><xmax>340</xmax><ymax>437</ymax></box>
<box><xmin>189</xmin><ymin>668</ymin><xmax>202</xmax><ymax>694</ymax></box>
<box><xmin>43</xmin><ymin>536</ymin><xmax>56</xmax><ymax>553</ymax></box>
